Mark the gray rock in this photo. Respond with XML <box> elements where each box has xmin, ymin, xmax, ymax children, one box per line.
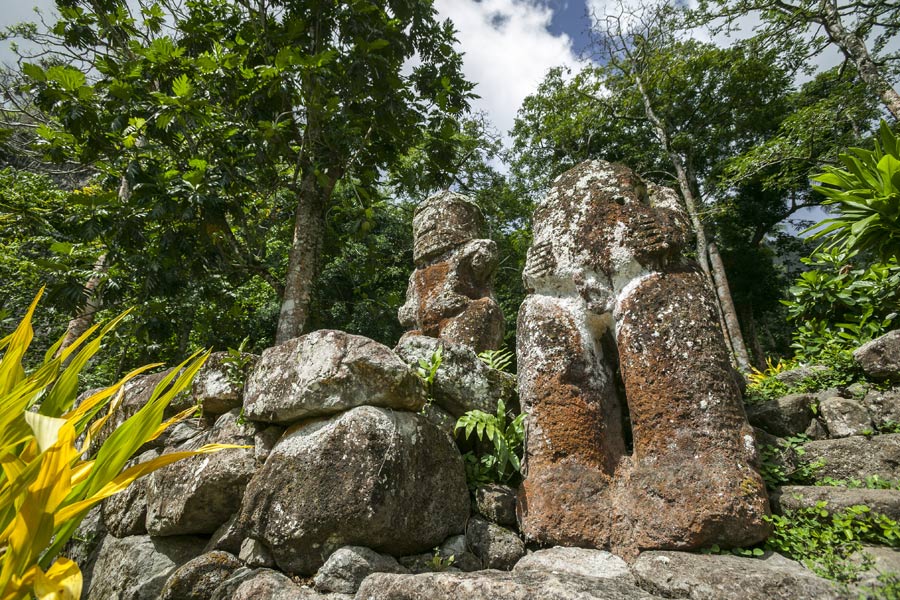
<box><xmin>192</xmin><ymin>351</ymin><xmax>258</xmax><ymax>415</ymax></box>
<box><xmin>314</xmin><ymin>546</ymin><xmax>408</xmax><ymax>594</ymax></box>
<box><xmin>475</xmin><ymin>484</ymin><xmax>518</xmax><ymax>527</ymax></box>
<box><xmin>439</xmin><ymin>535</ymin><xmax>482</xmax><ymax>572</ymax></box>
<box><xmin>775</xmin><ymin>365</ymin><xmax>830</xmax><ymax>386</ymax></box>
<box><xmin>159</xmin><ymin>551</ymin><xmax>242</xmax><ymax>600</ymax></box>
<box><xmin>799</xmin><ymin>434</ymin><xmax>900</xmax><ymax>481</ymax></box>
<box><xmin>205</xmin><ymin>512</ymin><xmax>243</xmax><ymax>555</ymax></box>
<box><xmin>847</xmin><ymin>382</ymin><xmax>871</xmax><ymax>399</ymax></box>
<box><xmin>804</xmin><ymin>418</ymin><xmax>829</xmax><ymax>440</ymax></box>
<box><xmin>86</xmin><ymin>534</ymin><xmax>206</xmax><ymax>600</ymax></box>
<box><xmin>243</xmin><ymin>330</ymin><xmax>426</xmax><ymax>424</ymax></box>
<box><xmin>394</xmin><ymin>336</ymin><xmax>516</xmax><ymax>418</ymax></box>
<box><xmin>355</xmin><ymin>570</ymin><xmax>663</xmax><ymax>599</ymax></box>
<box><xmin>632</xmin><ymin>550</ymin><xmax>842</xmax><ymax>600</ymax></box>
<box><xmin>753</xmin><ymin>428</ymin><xmax>800</xmax><ymax>479</ymax></box>
<box><xmin>210</xmin><ymin>568</ymin><xmax>330</xmax><ymax>600</ymax></box>
<box><xmin>853</xmin><ymin>545</ymin><xmax>900</xmax><ymax>595</ymax></box>
<box><xmin>254</xmin><ymin>425</ymin><xmax>284</xmax><ymax>464</ymax></box>
<box><xmin>513</xmin><ymin>546</ymin><xmax>633</xmax><ymax>582</ymax></box>
<box><xmin>238</xmin><ymin>406</ymin><xmax>469</xmax><ymax>575</ymax></box>
<box><xmin>239</xmin><ymin>537</ymin><xmax>275</xmax><ymax>568</ymax></box>
<box><xmin>146</xmin><ymin>409</ymin><xmax>258</xmax><ymax>536</ymax></box>
<box><xmin>421</xmin><ymin>404</ymin><xmax>457</xmax><ymax>437</ymax></box>
<box><xmin>819</xmin><ymin>396</ymin><xmax>873</xmax><ymax>438</ymax></box>
<box><xmin>466</xmin><ymin>516</ymin><xmax>525</xmax><ymax>570</ymax></box>
<box><xmin>746</xmin><ymin>393</ymin><xmax>817</xmax><ymax>437</ymax></box>
<box><xmin>102</xmin><ymin>449</ymin><xmax>159</xmax><ymax>538</ymax></box>
<box><xmin>862</xmin><ymin>386</ymin><xmax>900</xmax><ymax>430</ymax></box>
<box><xmin>772</xmin><ymin>486</ymin><xmax>900</xmax><ymax>520</ymax></box>
<box><xmin>854</xmin><ymin>331</ymin><xmax>900</xmax><ymax>380</ymax></box>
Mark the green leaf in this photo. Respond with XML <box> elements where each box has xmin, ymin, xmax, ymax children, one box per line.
<box><xmin>46</xmin><ymin>66</ymin><xmax>86</xmax><ymax>92</ymax></box>
<box><xmin>22</xmin><ymin>63</ymin><xmax>46</xmax><ymax>82</ymax></box>
<box><xmin>172</xmin><ymin>74</ymin><xmax>192</xmax><ymax>97</ymax></box>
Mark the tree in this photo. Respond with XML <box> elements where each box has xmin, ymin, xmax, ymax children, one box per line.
<box><xmin>9</xmin><ymin>0</ymin><xmax>475</xmax><ymax>344</ymax></box>
<box><xmin>699</xmin><ymin>0</ymin><xmax>900</xmax><ymax>119</ymax></box>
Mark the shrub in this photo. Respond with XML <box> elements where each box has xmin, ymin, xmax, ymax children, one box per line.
<box><xmin>0</xmin><ymin>291</ymin><xmax>236</xmax><ymax>599</ymax></box>
<box><xmin>455</xmin><ymin>399</ymin><xmax>525</xmax><ymax>489</ymax></box>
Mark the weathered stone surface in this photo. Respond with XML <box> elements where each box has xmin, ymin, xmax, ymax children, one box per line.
<box><xmin>746</xmin><ymin>394</ymin><xmax>817</xmax><ymax>438</ymax></box>
<box><xmin>632</xmin><ymin>550</ymin><xmax>842</xmax><ymax>600</ymax></box>
<box><xmin>192</xmin><ymin>351</ymin><xmax>258</xmax><ymax>415</ymax></box>
<box><xmin>159</xmin><ymin>551</ymin><xmax>242</xmax><ymax>600</ymax></box>
<box><xmin>475</xmin><ymin>484</ymin><xmax>518</xmax><ymax>527</ymax></box>
<box><xmin>772</xmin><ymin>486</ymin><xmax>900</xmax><ymax>520</ymax></box>
<box><xmin>818</xmin><ymin>396</ymin><xmax>873</xmax><ymax>438</ymax></box>
<box><xmin>516</xmin><ymin>160</ymin><xmax>769</xmax><ymax>554</ymax></box>
<box><xmin>238</xmin><ymin>406</ymin><xmax>469</xmax><ymax>575</ymax></box>
<box><xmin>394</xmin><ymin>336</ymin><xmax>516</xmax><ymax>418</ymax></box>
<box><xmin>466</xmin><ymin>516</ymin><xmax>525</xmax><ymax>570</ymax></box>
<box><xmin>513</xmin><ymin>547</ymin><xmax>633</xmax><ymax>583</ymax></box>
<box><xmin>854</xmin><ymin>331</ymin><xmax>900</xmax><ymax>380</ymax></box>
<box><xmin>862</xmin><ymin>386</ymin><xmax>900</xmax><ymax>430</ymax></box>
<box><xmin>102</xmin><ymin>449</ymin><xmax>158</xmax><ymax>538</ymax></box>
<box><xmin>439</xmin><ymin>535</ymin><xmax>482</xmax><ymax>572</ymax></box>
<box><xmin>254</xmin><ymin>424</ymin><xmax>284</xmax><ymax>464</ymax></box>
<box><xmin>314</xmin><ymin>546</ymin><xmax>408</xmax><ymax>594</ymax></box>
<box><xmin>420</xmin><ymin>404</ymin><xmax>457</xmax><ymax>437</ymax></box>
<box><xmin>86</xmin><ymin>534</ymin><xmax>206</xmax><ymax>600</ymax></box>
<box><xmin>239</xmin><ymin>537</ymin><xmax>275</xmax><ymax>568</ymax></box>
<box><xmin>853</xmin><ymin>545</ymin><xmax>900</xmax><ymax>595</ymax></box>
<box><xmin>355</xmin><ymin>570</ymin><xmax>663</xmax><ymax>600</ymax></box>
<box><xmin>205</xmin><ymin>513</ymin><xmax>243</xmax><ymax>555</ymax></box>
<box><xmin>799</xmin><ymin>434</ymin><xmax>900</xmax><ymax>481</ymax></box>
<box><xmin>146</xmin><ymin>409</ymin><xmax>258</xmax><ymax>536</ymax></box>
<box><xmin>210</xmin><ymin>568</ymin><xmax>334</xmax><ymax>600</ymax></box>
<box><xmin>775</xmin><ymin>365</ymin><xmax>830</xmax><ymax>386</ymax></box>
<box><xmin>243</xmin><ymin>330</ymin><xmax>425</xmax><ymax>424</ymax></box>
<box><xmin>398</xmin><ymin>191</ymin><xmax>504</xmax><ymax>352</ymax></box>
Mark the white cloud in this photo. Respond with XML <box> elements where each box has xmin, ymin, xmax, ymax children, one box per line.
<box><xmin>434</xmin><ymin>0</ymin><xmax>580</xmax><ymax>140</ymax></box>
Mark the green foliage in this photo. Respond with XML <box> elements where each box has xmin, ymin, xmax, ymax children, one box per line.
<box><xmin>858</xmin><ymin>572</ymin><xmax>900</xmax><ymax>600</ymax></box>
<box><xmin>766</xmin><ymin>503</ymin><xmax>900</xmax><ymax>582</ymax></box>
<box><xmin>416</xmin><ymin>347</ymin><xmax>443</xmax><ymax>394</ymax></box>
<box><xmin>818</xmin><ymin>475</ymin><xmax>900</xmax><ymax>491</ymax></box>
<box><xmin>782</xmin><ymin>248</ymin><xmax>899</xmax><ymax>361</ymax></box>
<box><xmin>455</xmin><ymin>399</ymin><xmax>525</xmax><ymax>489</ymax></box>
<box><xmin>809</xmin><ymin>121</ymin><xmax>900</xmax><ymax>262</ymax></box>
<box><xmin>425</xmin><ymin>548</ymin><xmax>455</xmax><ymax>572</ymax></box>
<box><xmin>477</xmin><ymin>348</ymin><xmax>514</xmax><ymax>373</ymax></box>
<box><xmin>758</xmin><ymin>435</ymin><xmax>824</xmax><ymax>490</ymax></box>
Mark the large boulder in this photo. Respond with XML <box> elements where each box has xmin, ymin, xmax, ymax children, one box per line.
<box><xmin>632</xmin><ymin>551</ymin><xmax>842</xmax><ymax>600</ymax></box>
<box><xmin>818</xmin><ymin>395</ymin><xmax>873</xmax><ymax>438</ymax></box>
<box><xmin>474</xmin><ymin>484</ymin><xmax>518</xmax><ymax>527</ymax></box>
<box><xmin>745</xmin><ymin>394</ymin><xmax>817</xmax><ymax>438</ymax></box>
<box><xmin>798</xmin><ymin>434</ymin><xmax>900</xmax><ymax>481</ymax></box>
<box><xmin>86</xmin><ymin>534</ymin><xmax>206</xmax><ymax>600</ymax></box>
<box><xmin>191</xmin><ymin>351</ymin><xmax>258</xmax><ymax>415</ymax></box>
<box><xmin>146</xmin><ymin>409</ymin><xmax>258</xmax><ymax>536</ymax></box>
<box><xmin>238</xmin><ymin>406</ymin><xmax>469</xmax><ymax>575</ymax></box>
<box><xmin>854</xmin><ymin>331</ymin><xmax>900</xmax><ymax>380</ymax></box>
<box><xmin>394</xmin><ymin>336</ymin><xmax>516</xmax><ymax>418</ymax></box>
<box><xmin>862</xmin><ymin>386</ymin><xmax>900</xmax><ymax>430</ymax></box>
<box><xmin>243</xmin><ymin>330</ymin><xmax>426</xmax><ymax>424</ymax></box>
<box><xmin>772</xmin><ymin>486</ymin><xmax>900</xmax><ymax>521</ymax></box>
<box><xmin>159</xmin><ymin>551</ymin><xmax>243</xmax><ymax>600</ymax></box>
<box><xmin>102</xmin><ymin>449</ymin><xmax>159</xmax><ymax>537</ymax></box>
<box><xmin>355</xmin><ymin>570</ymin><xmax>663</xmax><ymax>600</ymax></box>
<box><xmin>314</xmin><ymin>546</ymin><xmax>408</xmax><ymax>594</ymax></box>
<box><xmin>513</xmin><ymin>547</ymin><xmax>633</xmax><ymax>583</ymax></box>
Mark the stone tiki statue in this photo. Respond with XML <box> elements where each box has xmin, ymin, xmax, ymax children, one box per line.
<box><xmin>517</xmin><ymin>160</ymin><xmax>770</xmax><ymax>555</ymax></box>
<box><xmin>399</xmin><ymin>191</ymin><xmax>504</xmax><ymax>352</ymax></box>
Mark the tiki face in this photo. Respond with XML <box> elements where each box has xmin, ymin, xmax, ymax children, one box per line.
<box><xmin>412</xmin><ymin>193</ymin><xmax>486</xmax><ymax>264</ymax></box>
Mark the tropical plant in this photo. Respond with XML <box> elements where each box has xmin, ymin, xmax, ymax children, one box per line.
<box><xmin>455</xmin><ymin>399</ymin><xmax>525</xmax><ymax>487</ymax></box>
<box><xmin>476</xmin><ymin>348</ymin><xmax>514</xmax><ymax>373</ymax></box>
<box><xmin>808</xmin><ymin>121</ymin><xmax>900</xmax><ymax>262</ymax></box>
<box><xmin>0</xmin><ymin>291</ymin><xmax>236</xmax><ymax>599</ymax></box>
<box><xmin>416</xmin><ymin>347</ymin><xmax>443</xmax><ymax>394</ymax></box>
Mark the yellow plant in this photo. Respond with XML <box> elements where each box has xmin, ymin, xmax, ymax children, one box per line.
<box><xmin>0</xmin><ymin>290</ymin><xmax>239</xmax><ymax>600</ymax></box>
<box><xmin>747</xmin><ymin>357</ymin><xmax>791</xmax><ymax>388</ymax></box>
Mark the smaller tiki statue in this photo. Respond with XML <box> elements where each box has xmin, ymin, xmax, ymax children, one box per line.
<box><xmin>398</xmin><ymin>190</ymin><xmax>504</xmax><ymax>353</ymax></box>
<box><xmin>517</xmin><ymin>160</ymin><xmax>770</xmax><ymax>556</ymax></box>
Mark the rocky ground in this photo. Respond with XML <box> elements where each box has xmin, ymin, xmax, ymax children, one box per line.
<box><xmin>65</xmin><ymin>329</ymin><xmax>900</xmax><ymax>599</ymax></box>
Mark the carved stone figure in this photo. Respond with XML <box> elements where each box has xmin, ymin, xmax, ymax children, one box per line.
<box><xmin>399</xmin><ymin>191</ymin><xmax>504</xmax><ymax>352</ymax></box>
<box><xmin>517</xmin><ymin>160</ymin><xmax>770</xmax><ymax>555</ymax></box>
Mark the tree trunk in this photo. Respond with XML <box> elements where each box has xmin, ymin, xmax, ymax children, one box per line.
<box><xmin>708</xmin><ymin>243</ymin><xmax>752</xmax><ymax>372</ymax></box>
<box><xmin>741</xmin><ymin>302</ymin><xmax>766</xmax><ymax>371</ymax></box>
<box><xmin>818</xmin><ymin>0</ymin><xmax>900</xmax><ymax>120</ymax></box>
<box><xmin>56</xmin><ymin>253</ymin><xmax>108</xmax><ymax>358</ymax></box>
<box><xmin>275</xmin><ymin>170</ymin><xmax>333</xmax><ymax>343</ymax></box>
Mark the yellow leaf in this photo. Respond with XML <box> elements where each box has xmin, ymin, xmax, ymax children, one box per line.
<box><xmin>23</xmin><ymin>413</ymin><xmax>67</xmax><ymax>453</ymax></box>
<box><xmin>32</xmin><ymin>558</ymin><xmax>81</xmax><ymax>600</ymax></box>
<box><xmin>54</xmin><ymin>443</ymin><xmax>246</xmax><ymax>525</ymax></box>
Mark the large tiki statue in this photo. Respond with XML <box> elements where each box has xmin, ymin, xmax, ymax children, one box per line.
<box><xmin>517</xmin><ymin>160</ymin><xmax>770</xmax><ymax>555</ymax></box>
<box><xmin>399</xmin><ymin>191</ymin><xmax>504</xmax><ymax>352</ymax></box>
